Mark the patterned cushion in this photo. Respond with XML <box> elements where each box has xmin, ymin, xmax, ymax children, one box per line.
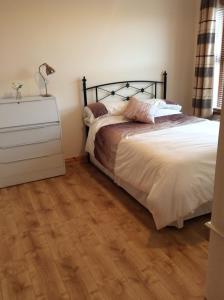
<box><xmin>123</xmin><ymin>98</ymin><xmax>156</xmax><ymax>124</ymax></box>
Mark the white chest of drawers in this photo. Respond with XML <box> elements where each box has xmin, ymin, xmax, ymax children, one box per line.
<box><xmin>0</xmin><ymin>96</ymin><xmax>66</xmax><ymax>188</ymax></box>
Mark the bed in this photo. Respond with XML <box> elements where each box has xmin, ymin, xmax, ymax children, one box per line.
<box><xmin>82</xmin><ymin>72</ymin><xmax>219</xmax><ymax>229</ymax></box>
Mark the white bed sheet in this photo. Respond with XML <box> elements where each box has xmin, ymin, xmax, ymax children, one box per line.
<box><xmin>85</xmin><ymin>115</ymin><xmax>128</xmax><ymax>158</ymax></box>
<box><xmin>86</xmin><ymin>116</ymin><xmax>219</xmax><ymax>229</ymax></box>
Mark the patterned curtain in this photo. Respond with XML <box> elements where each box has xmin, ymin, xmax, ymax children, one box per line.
<box><xmin>193</xmin><ymin>0</ymin><xmax>217</xmax><ymax>117</ymax></box>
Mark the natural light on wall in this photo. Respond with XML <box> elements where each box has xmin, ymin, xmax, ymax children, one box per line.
<box><xmin>213</xmin><ymin>8</ymin><xmax>224</xmax><ymax>108</ymax></box>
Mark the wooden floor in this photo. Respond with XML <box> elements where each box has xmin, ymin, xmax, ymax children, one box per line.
<box><xmin>0</xmin><ymin>160</ymin><xmax>210</xmax><ymax>300</ymax></box>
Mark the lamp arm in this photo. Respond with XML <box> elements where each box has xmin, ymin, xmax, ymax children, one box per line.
<box><xmin>39</xmin><ymin>64</ymin><xmax>48</xmax><ymax>96</ymax></box>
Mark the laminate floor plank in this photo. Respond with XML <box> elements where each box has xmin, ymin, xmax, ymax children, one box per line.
<box><xmin>62</xmin><ymin>180</ymin><xmax>166</xmax><ymax>299</ymax></box>
<box><xmin>0</xmin><ymin>160</ymin><xmax>210</xmax><ymax>300</ymax></box>
<box><xmin>63</xmin><ymin>163</ymin><xmax>208</xmax><ymax>300</ymax></box>
<box><xmin>53</xmin><ymin>181</ymin><xmax>139</xmax><ymax>300</ymax></box>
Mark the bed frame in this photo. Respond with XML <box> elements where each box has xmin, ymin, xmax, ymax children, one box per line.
<box><xmin>82</xmin><ymin>71</ymin><xmax>167</xmax><ymax>136</ymax></box>
<box><xmin>82</xmin><ymin>71</ymin><xmax>167</xmax><ymax>106</ymax></box>
<box><xmin>82</xmin><ymin>72</ymin><xmax>211</xmax><ymax>228</ymax></box>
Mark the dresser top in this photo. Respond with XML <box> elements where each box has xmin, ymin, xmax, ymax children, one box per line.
<box><xmin>0</xmin><ymin>95</ymin><xmax>55</xmax><ymax>104</ymax></box>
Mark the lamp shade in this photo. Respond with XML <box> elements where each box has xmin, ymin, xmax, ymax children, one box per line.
<box><xmin>45</xmin><ymin>64</ymin><xmax>55</xmax><ymax>75</ymax></box>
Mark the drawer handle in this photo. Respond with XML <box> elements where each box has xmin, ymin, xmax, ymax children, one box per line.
<box><xmin>0</xmin><ymin>138</ymin><xmax>61</xmax><ymax>150</ymax></box>
<box><xmin>0</xmin><ymin>121</ymin><xmax>60</xmax><ymax>132</ymax></box>
<box><xmin>0</xmin><ymin>152</ymin><xmax>62</xmax><ymax>165</ymax></box>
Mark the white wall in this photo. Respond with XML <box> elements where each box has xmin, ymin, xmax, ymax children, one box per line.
<box><xmin>0</xmin><ymin>0</ymin><xmax>199</xmax><ymax>158</ymax></box>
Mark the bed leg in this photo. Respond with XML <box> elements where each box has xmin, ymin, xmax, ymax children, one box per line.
<box><xmin>177</xmin><ymin>219</ymin><xmax>184</xmax><ymax>229</ymax></box>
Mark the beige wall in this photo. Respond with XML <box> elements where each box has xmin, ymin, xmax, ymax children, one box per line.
<box><xmin>0</xmin><ymin>0</ymin><xmax>199</xmax><ymax>158</ymax></box>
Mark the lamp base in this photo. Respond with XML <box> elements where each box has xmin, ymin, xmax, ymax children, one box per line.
<box><xmin>41</xmin><ymin>94</ymin><xmax>52</xmax><ymax>97</ymax></box>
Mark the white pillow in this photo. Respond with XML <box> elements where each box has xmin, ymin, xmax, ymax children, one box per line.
<box><xmin>155</xmin><ymin>109</ymin><xmax>182</xmax><ymax>117</ymax></box>
<box><xmin>83</xmin><ymin>97</ymin><xmax>182</xmax><ymax>125</ymax></box>
<box><xmin>160</xmin><ymin>103</ymin><xmax>182</xmax><ymax>111</ymax></box>
<box><xmin>154</xmin><ymin>98</ymin><xmax>182</xmax><ymax>111</ymax></box>
<box><xmin>136</xmin><ymin>97</ymin><xmax>182</xmax><ymax>111</ymax></box>
<box><xmin>83</xmin><ymin>98</ymin><xmax>127</xmax><ymax>126</ymax></box>
<box><xmin>101</xmin><ymin>98</ymin><xmax>128</xmax><ymax>115</ymax></box>
<box><xmin>83</xmin><ymin>106</ymin><xmax>95</xmax><ymax>126</ymax></box>
<box><xmin>140</xmin><ymin>98</ymin><xmax>166</xmax><ymax>107</ymax></box>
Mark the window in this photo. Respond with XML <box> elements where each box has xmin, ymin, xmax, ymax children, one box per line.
<box><xmin>213</xmin><ymin>8</ymin><xmax>224</xmax><ymax>109</ymax></box>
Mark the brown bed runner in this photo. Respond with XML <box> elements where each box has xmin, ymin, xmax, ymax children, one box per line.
<box><xmin>94</xmin><ymin>114</ymin><xmax>203</xmax><ymax>173</ymax></box>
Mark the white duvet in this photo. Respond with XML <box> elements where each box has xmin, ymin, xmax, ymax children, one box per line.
<box><xmin>86</xmin><ymin>116</ymin><xmax>219</xmax><ymax>229</ymax></box>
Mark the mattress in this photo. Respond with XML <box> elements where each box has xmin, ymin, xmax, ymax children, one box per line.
<box><xmin>86</xmin><ymin>114</ymin><xmax>219</xmax><ymax>229</ymax></box>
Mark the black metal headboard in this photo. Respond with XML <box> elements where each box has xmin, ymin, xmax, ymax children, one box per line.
<box><xmin>82</xmin><ymin>71</ymin><xmax>167</xmax><ymax>106</ymax></box>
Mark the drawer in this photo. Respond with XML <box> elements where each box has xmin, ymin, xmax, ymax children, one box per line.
<box><xmin>0</xmin><ymin>123</ymin><xmax>61</xmax><ymax>148</ymax></box>
<box><xmin>0</xmin><ymin>98</ymin><xmax>59</xmax><ymax>129</ymax></box>
<box><xmin>0</xmin><ymin>140</ymin><xmax>62</xmax><ymax>163</ymax></box>
<box><xmin>0</xmin><ymin>154</ymin><xmax>65</xmax><ymax>183</ymax></box>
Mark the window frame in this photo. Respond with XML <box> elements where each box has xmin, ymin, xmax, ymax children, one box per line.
<box><xmin>213</xmin><ymin>8</ymin><xmax>224</xmax><ymax>111</ymax></box>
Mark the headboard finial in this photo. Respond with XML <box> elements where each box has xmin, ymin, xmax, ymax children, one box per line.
<box><xmin>82</xmin><ymin>76</ymin><xmax>87</xmax><ymax>107</ymax></box>
<box><xmin>163</xmin><ymin>71</ymin><xmax>167</xmax><ymax>99</ymax></box>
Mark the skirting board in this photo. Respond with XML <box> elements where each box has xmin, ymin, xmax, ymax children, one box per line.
<box><xmin>65</xmin><ymin>154</ymin><xmax>88</xmax><ymax>164</ymax></box>
<box><xmin>0</xmin><ymin>166</ymin><xmax>66</xmax><ymax>188</ymax></box>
